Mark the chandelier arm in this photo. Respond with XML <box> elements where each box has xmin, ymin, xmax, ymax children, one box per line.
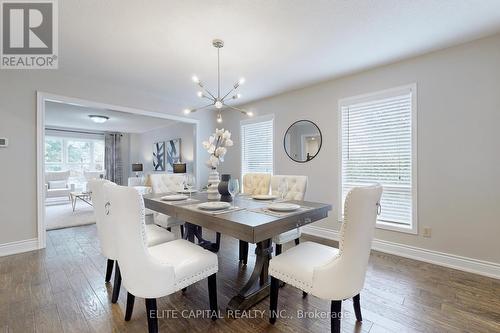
<box><xmin>198</xmin><ymin>84</ymin><xmax>217</xmax><ymax>100</ymax></box>
<box><xmin>191</xmin><ymin>102</ymin><xmax>215</xmax><ymax>112</ymax></box>
<box><xmin>224</xmin><ymin>104</ymin><xmax>248</xmax><ymax>115</ymax></box>
<box><xmin>221</xmin><ymin>87</ymin><xmax>236</xmax><ymax>102</ymax></box>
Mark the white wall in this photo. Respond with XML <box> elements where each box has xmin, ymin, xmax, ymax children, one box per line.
<box><xmin>220</xmin><ymin>33</ymin><xmax>500</xmax><ymax>264</ymax></box>
<box><xmin>0</xmin><ymin>71</ymin><xmax>215</xmax><ymax>245</ymax></box>
<box><xmin>129</xmin><ymin>122</ymin><xmax>196</xmax><ymax>177</ymax></box>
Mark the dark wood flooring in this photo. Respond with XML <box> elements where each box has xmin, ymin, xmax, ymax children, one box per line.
<box><xmin>0</xmin><ymin>225</ymin><xmax>499</xmax><ymax>333</ymax></box>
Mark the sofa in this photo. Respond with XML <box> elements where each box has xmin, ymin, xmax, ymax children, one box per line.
<box><xmin>45</xmin><ymin>171</ymin><xmax>75</xmax><ymax>199</ymax></box>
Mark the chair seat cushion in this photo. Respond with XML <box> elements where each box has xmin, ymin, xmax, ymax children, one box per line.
<box><xmin>269</xmin><ymin>241</ymin><xmax>338</xmax><ymax>292</ymax></box>
<box><xmin>273</xmin><ymin>228</ymin><xmax>302</xmax><ymax>244</ymax></box>
<box><xmin>148</xmin><ymin>239</ymin><xmax>218</xmax><ymax>290</ymax></box>
<box><xmin>145</xmin><ymin>224</ymin><xmax>176</xmax><ymax>246</ymax></box>
<box><xmin>154</xmin><ymin>213</ymin><xmax>184</xmax><ymax>228</ymax></box>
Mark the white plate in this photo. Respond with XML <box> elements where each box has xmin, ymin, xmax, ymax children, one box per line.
<box><xmin>198</xmin><ymin>201</ymin><xmax>232</xmax><ymax>211</ymax></box>
<box><xmin>267</xmin><ymin>203</ymin><xmax>301</xmax><ymax>212</ymax></box>
<box><xmin>177</xmin><ymin>189</ymin><xmax>198</xmax><ymax>194</ymax></box>
<box><xmin>252</xmin><ymin>194</ymin><xmax>278</xmax><ymax>200</ymax></box>
<box><xmin>160</xmin><ymin>194</ymin><xmax>189</xmax><ymax>201</ymax></box>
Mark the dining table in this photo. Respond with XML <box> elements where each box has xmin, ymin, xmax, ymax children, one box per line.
<box><xmin>143</xmin><ymin>192</ymin><xmax>332</xmax><ymax>311</ymax></box>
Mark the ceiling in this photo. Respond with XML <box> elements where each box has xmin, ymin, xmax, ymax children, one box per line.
<box><xmin>58</xmin><ymin>0</ymin><xmax>500</xmax><ymax>113</ymax></box>
<box><xmin>45</xmin><ymin>101</ymin><xmax>180</xmax><ymax>133</ymax></box>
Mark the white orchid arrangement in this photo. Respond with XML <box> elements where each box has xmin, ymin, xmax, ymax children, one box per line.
<box><xmin>202</xmin><ymin>128</ymin><xmax>233</xmax><ymax>169</ymax></box>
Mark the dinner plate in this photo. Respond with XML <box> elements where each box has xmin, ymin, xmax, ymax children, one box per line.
<box><xmin>198</xmin><ymin>201</ymin><xmax>232</xmax><ymax>211</ymax></box>
<box><xmin>267</xmin><ymin>203</ymin><xmax>301</xmax><ymax>212</ymax></box>
<box><xmin>252</xmin><ymin>194</ymin><xmax>278</xmax><ymax>200</ymax></box>
<box><xmin>160</xmin><ymin>194</ymin><xmax>189</xmax><ymax>201</ymax></box>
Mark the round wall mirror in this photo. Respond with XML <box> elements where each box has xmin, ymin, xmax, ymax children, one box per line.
<box><xmin>284</xmin><ymin>120</ymin><xmax>322</xmax><ymax>163</ymax></box>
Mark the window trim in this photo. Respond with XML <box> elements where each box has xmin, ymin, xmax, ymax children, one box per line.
<box><xmin>338</xmin><ymin>84</ymin><xmax>418</xmax><ymax>234</ymax></box>
<box><xmin>240</xmin><ymin>114</ymin><xmax>275</xmax><ymax>183</ymax></box>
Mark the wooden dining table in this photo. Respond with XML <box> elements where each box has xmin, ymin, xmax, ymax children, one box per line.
<box><xmin>143</xmin><ymin>192</ymin><xmax>332</xmax><ymax>311</ymax></box>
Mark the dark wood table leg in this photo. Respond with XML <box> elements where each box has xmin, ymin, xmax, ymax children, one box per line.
<box><xmin>227</xmin><ymin>238</ymin><xmax>273</xmax><ymax>311</ymax></box>
<box><xmin>184</xmin><ymin>223</ymin><xmax>221</xmax><ymax>253</ymax></box>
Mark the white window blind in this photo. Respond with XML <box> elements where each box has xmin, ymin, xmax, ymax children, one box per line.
<box><xmin>340</xmin><ymin>86</ymin><xmax>416</xmax><ymax>232</ymax></box>
<box><xmin>241</xmin><ymin>117</ymin><xmax>273</xmax><ymax>176</ymax></box>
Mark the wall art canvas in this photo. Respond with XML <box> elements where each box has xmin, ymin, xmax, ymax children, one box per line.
<box><xmin>153</xmin><ymin>141</ymin><xmax>165</xmax><ymax>171</ymax></box>
<box><xmin>166</xmin><ymin>138</ymin><xmax>181</xmax><ymax>173</ymax></box>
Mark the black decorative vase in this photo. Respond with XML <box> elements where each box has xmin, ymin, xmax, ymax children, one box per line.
<box><xmin>218</xmin><ymin>174</ymin><xmax>232</xmax><ymax>202</ymax></box>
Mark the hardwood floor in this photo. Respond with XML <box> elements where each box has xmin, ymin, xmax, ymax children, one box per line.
<box><xmin>1</xmin><ymin>225</ymin><xmax>499</xmax><ymax>333</ymax></box>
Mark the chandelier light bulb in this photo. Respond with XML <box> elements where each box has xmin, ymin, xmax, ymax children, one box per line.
<box><xmin>192</xmin><ymin>75</ymin><xmax>200</xmax><ymax>83</ymax></box>
<box><xmin>239</xmin><ymin>77</ymin><xmax>246</xmax><ymax>85</ymax></box>
<box><xmin>183</xmin><ymin>109</ymin><xmax>191</xmax><ymax>114</ymax></box>
<box><xmin>247</xmin><ymin>111</ymin><xmax>254</xmax><ymax>117</ymax></box>
<box><xmin>215</xmin><ymin>100</ymin><xmax>223</xmax><ymax>109</ymax></box>
<box><xmin>217</xmin><ymin>114</ymin><xmax>223</xmax><ymax>123</ymax></box>
<box><xmin>197</xmin><ymin>91</ymin><xmax>203</xmax><ymax>98</ymax></box>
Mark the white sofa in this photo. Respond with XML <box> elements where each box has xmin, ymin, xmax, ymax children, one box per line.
<box><xmin>45</xmin><ymin>171</ymin><xmax>75</xmax><ymax>199</ymax></box>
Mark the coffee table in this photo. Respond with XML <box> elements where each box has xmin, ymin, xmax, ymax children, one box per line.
<box><xmin>69</xmin><ymin>191</ymin><xmax>93</xmax><ymax>212</ymax></box>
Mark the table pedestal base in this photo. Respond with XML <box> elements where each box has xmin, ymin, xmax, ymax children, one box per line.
<box><xmin>227</xmin><ymin>239</ymin><xmax>273</xmax><ymax>311</ymax></box>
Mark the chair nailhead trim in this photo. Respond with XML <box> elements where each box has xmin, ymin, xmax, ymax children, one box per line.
<box><xmin>173</xmin><ymin>265</ymin><xmax>218</xmax><ymax>290</ymax></box>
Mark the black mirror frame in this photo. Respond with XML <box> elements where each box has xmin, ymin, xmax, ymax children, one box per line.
<box><xmin>283</xmin><ymin>119</ymin><xmax>323</xmax><ymax>163</ymax></box>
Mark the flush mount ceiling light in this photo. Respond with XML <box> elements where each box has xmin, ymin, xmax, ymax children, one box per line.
<box><xmin>183</xmin><ymin>39</ymin><xmax>253</xmax><ymax>123</ymax></box>
<box><xmin>88</xmin><ymin>115</ymin><xmax>109</xmax><ymax>123</ymax></box>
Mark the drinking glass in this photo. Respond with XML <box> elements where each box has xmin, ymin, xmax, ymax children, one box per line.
<box><xmin>228</xmin><ymin>179</ymin><xmax>240</xmax><ymax>208</ymax></box>
<box><xmin>186</xmin><ymin>174</ymin><xmax>196</xmax><ymax>199</ymax></box>
<box><xmin>278</xmin><ymin>178</ymin><xmax>288</xmax><ymax>200</ymax></box>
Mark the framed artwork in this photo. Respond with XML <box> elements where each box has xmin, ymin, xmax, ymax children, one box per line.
<box><xmin>153</xmin><ymin>141</ymin><xmax>165</xmax><ymax>171</ymax></box>
<box><xmin>166</xmin><ymin>138</ymin><xmax>181</xmax><ymax>172</ymax></box>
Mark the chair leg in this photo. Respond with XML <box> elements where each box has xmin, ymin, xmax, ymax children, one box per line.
<box><xmin>125</xmin><ymin>292</ymin><xmax>135</xmax><ymax>321</ymax></box>
<box><xmin>239</xmin><ymin>240</ymin><xmax>248</xmax><ymax>265</ymax></box>
<box><xmin>294</xmin><ymin>238</ymin><xmax>300</xmax><ymax>246</ymax></box>
<box><xmin>111</xmin><ymin>262</ymin><xmax>121</xmax><ymax>303</ymax></box>
<box><xmin>105</xmin><ymin>259</ymin><xmax>114</xmax><ymax>282</ymax></box>
<box><xmin>208</xmin><ymin>273</ymin><xmax>218</xmax><ymax>320</ymax></box>
<box><xmin>353</xmin><ymin>293</ymin><xmax>362</xmax><ymax>321</ymax></box>
<box><xmin>275</xmin><ymin>244</ymin><xmax>282</xmax><ymax>256</ymax></box>
<box><xmin>331</xmin><ymin>300</ymin><xmax>342</xmax><ymax>333</ymax></box>
<box><xmin>269</xmin><ymin>276</ymin><xmax>280</xmax><ymax>324</ymax></box>
<box><xmin>302</xmin><ymin>291</ymin><xmax>308</xmax><ymax>298</ymax></box>
<box><xmin>145</xmin><ymin>298</ymin><xmax>158</xmax><ymax>333</ymax></box>
<box><xmin>180</xmin><ymin>224</ymin><xmax>184</xmax><ymax>238</ymax></box>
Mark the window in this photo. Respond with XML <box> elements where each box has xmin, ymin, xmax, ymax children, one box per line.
<box><xmin>45</xmin><ymin>134</ymin><xmax>105</xmax><ymax>189</ymax></box>
<box><xmin>339</xmin><ymin>85</ymin><xmax>417</xmax><ymax>233</ymax></box>
<box><xmin>241</xmin><ymin>115</ymin><xmax>274</xmax><ymax>179</ymax></box>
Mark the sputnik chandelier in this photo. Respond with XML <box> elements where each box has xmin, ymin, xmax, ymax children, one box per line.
<box><xmin>183</xmin><ymin>39</ymin><xmax>253</xmax><ymax>123</ymax></box>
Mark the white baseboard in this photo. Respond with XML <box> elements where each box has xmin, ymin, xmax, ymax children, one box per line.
<box><xmin>0</xmin><ymin>238</ymin><xmax>39</xmax><ymax>257</ymax></box>
<box><xmin>302</xmin><ymin>225</ymin><xmax>500</xmax><ymax>280</ymax></box>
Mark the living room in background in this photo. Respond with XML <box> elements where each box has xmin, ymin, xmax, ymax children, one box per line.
<box><xmin>45</xmin><ymin>129</ymin><xmax>105</xmax><ymax>192</ymax></box>
<box><xmin>339</xmin><ymin>84</ymin><xmax>417</xmax><ymax>234</ymax></box>
<box><xmin>240</xmin><ymin>115</ymin><xmax>274</xmax><ymax>189</ymax></box>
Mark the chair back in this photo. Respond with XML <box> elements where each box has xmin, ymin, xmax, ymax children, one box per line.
<box><xmin>271</xmin><ymin>175</ymin><xmax>308</xmax><ymax>200</ymax></box>
<box><xmin>103</xmin><ymin>184</ymin><xmax>175</xmax><ymax>298</ymax></box>
<box><xmin>313</xmin><ymin>184</ymin><xmax>382</xmax><ymax>300</ymax></box>
<box><xmin>88</xmin><ymin>179</ymin><xmax>116</xmax><ymax>259</ymax></box>
<box><xmin>242</xmin><ymin>173</ymin><xmax>271</xmax><ymax>195</ymax></box>
<box><xmin>149</xmin><ymin>173</ymin><xmax>185</xmax><ymax>193</ymax></box>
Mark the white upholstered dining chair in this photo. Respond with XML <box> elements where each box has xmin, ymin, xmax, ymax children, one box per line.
<box><xmin>238</xmin><ymin>174</ymin><xmax>308</xmax><ymax>264</ymax></box>
<box><xmin>103</xmin><ymin>184</ymin><xmax>219</xmax><ymax>333</ymax></box>
<box><xmin>242</xmin><ymin>173</ymin><xmax>272</xmax><ymax>195</ymax></box>
<box><xmin>88</xmin><ymin>179</ymin><xmax>176</xmax><ymax>304</ymax></box>
<box><xmin>268</xmin><ymin>184</ymin><xmax>383</xmax><ymax>333</ymax></box>
<box><xmin>271</xmin><ymin>175</ymin><xmax>308</xmax><ymax>254</ymax></box>
<box><xmin>148</xmin><ymin>173</ymin><xmax>186</xmax><ymax>236</ymax></box>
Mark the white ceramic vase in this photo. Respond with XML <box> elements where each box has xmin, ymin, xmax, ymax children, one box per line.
<box><xmin>207</xmin><ymin>168</ymin><xmax>221</xmax><ymax>201</ymax></box>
